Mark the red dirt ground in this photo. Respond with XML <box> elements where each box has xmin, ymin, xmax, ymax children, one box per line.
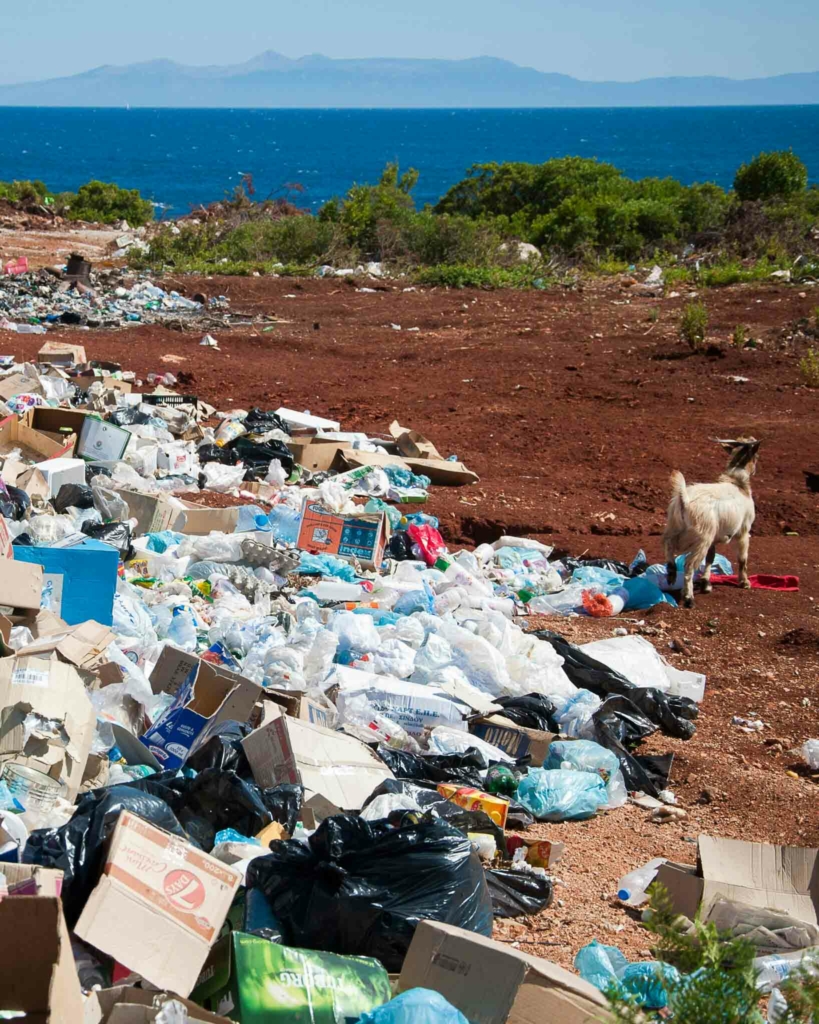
<box><xmin>6</xmin><ymin>271</ymin><xmax>819</xmax><ymax>969</ymax></box>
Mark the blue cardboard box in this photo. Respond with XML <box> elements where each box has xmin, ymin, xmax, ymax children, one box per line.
<box><xmin>13</xmin><ymin>538</ymin><xmax>118</xmax><ymax>625</ymax></box>
<box><xmin>141</xmin><ymin>647</ymin><xmax>263</xmax><ymax>770</ymax></box>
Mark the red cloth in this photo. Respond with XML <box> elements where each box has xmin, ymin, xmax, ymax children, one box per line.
<box><xmin>711</xmin><ymin>574</ymin><xmax>799</xmax><ymax>591</ymax></box>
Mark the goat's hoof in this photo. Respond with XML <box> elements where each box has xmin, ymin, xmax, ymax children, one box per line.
<box><xmin>702</xmin><ymin>582</ymin><xmax>712</xmax><ymax>594</ymax></box>
<box><xmin>740</xmin><ymin>579</ymin><xmax>751</xmax><ymax>590</ymax></box>
<box><xmin>683</xmin><ymin>597</ymin><xmax>694</xmax><ymax>609</ymax></box>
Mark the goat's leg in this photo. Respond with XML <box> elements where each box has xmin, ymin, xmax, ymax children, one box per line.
<box><xmin>682</xmin><ymin>542</ymin><xmax>711</xmax><ymax>608</ymax></box>
<box><xmin>664</xmin><ymin>535</ymin><xmax>679</xmax><ymax>587</ymax></box>
<box><xmin>737</xmin><ymin>532</ymin><xmax>751</xmax><ymax>588</ymax></box>
<box><xmin>701</xmin><ymin>544</ymin><xmax>717</xmax><ymax>593</ymax></box>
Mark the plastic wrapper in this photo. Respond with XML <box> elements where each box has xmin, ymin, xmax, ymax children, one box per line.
<box><xmin>357</xmin><ymin>989</ymin><xmax>469</xmax><ymax>1024</ymax></box>
<box><xmin>486</xmin><ymin>868</ymin><xmax>554</xmax><ymax>918</ymax></box>
<box><xmin>91</xmin><ymin>479</ymin><xmax>130</xmax><ymax>522</ymax></box>
<box><xmin>53</xmin><ymin>482</ymin><xmax>94</xmax><ymax>514</ymax></box>
<box><xmin>245</xmin><ymin>814</ymin><xmax>493</xmax><ymax>972</ymax></box>
<box><xmin>23</xmin><ymin>783</ymin><xmax>187</xmax><ymax>927</ymax></box>
<box><xmin>516</xmin><ymin>768</ymin><xmax>609</xmax><ymax>822</ymax></box>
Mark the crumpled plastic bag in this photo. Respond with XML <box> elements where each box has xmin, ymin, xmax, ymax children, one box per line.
<box><xmin>356</xmin><ymin>989</ymin><xmax>470</xmax><ymax>1024</ymax></box>
<box><xmin>575</xmin><ymin>940</ymin><xmax>679</xmax><ymax>1009</ymax></box>
<box><xmin>516</xmin><ymin>768</ymin><xmax>608</xmax><ymax>822</ymax></box>
<box><xmin>544</xmin><ymin>739</ymin><xmax>627</xmax><ymax>808</ymax></box>
<box><xmin>245</xmin><ymin>814</ymin><xmax>493</xmax><ymax>972</ymax></box>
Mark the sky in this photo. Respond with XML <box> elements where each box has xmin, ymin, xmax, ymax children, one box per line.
<box><xmin>2</xmin><ymin>0</ymin><xmax>818</xmax><ymax>85</ymax></box>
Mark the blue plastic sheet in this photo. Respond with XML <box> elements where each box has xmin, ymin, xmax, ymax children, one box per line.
<box><xmin>298</xmin><ymin>552</ymin><xmax>359</xmax><ymax>582</ymax></box>
<box><xmin>575</xmin><ymin>940</ymin><xmax>679</xmax><ymax>1009</ymax></box>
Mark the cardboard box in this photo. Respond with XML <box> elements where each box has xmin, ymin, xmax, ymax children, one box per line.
<box><xmin>113</xmin><ymin>488</ymin><xmax>187</xmax><ymax>535</ymax></box>
<box><xmin>192</xmin><ymin>932</ymin><xmax>392</xmax><ymax>1023</ymax></box>
<box><xmin>333</xmin><ymin>668</ymin><xmax>467</xmax><ymax>738</ymax></box>
<box><xmin>180</xmin><ymin>501</ymin><xmax>240</xmax><ymax>535</ymax></box>
<box><xmin>13</xmin><ymin>538</ymin><xmax>119</xmax><ymax>626</ymax></box>
<box><xmin>288</xmin><ymin>438</ymin><xmax>347</xmax><ymax>472</ymax></box>
<box><xmin>77</xmin><ymin>416</ymin><xmax>131</xmax><ymax>461</ymax></box>
<box><xmin>141</xmin><ymin>647</ymin><xmax>263</xmax><ymax>770</ymax></box>
<box><xmin>0</xmin><ymin>655</ymin><xmax>97</xmax><ymax>799</ymax></box>
<box><xmin>242</xmin><ymin>713</ymin><xmax>394</xmax><ymax>810</ymax></box>
<box><xmin>94</xmin><ymin>986</ymin><xmax>231</xmax><ymax>1024</ymax></box>
<box><xmin>23</xmin><ymin>406</ymin><xmax>87</xmax><ymax>450</ymax></box>
<box><xmin>341</xmin><ymin>448</ymin><xmax>479</xmax><ymax>486</ymax></box>
<box><xmin>30</xmin><ymin>456</ymin><xmax>87</xmax><ymax>498</ymax></box>
<box><xmin>16</xmin><ymin>619</ymin><xmax>120</xmax><ymax>678</ymax></box>
<box><xmin>0</xmin><ymin>556</ymin><xmax>43</xmax><ymax>610</ymax></box>
<box><xmin>521</xmin><ymin>838</ymin><xmax>565</xmax><ymax>869</ymax></box>
<box><xmin>0</xmin><ymin>373</ymin><xmax>34</xmax><ymax>403</ymax></box>
<box><xmin>470</xmin><ymin>714</ymin><xmax>556</xmax><ymax>765</ymax></box>
<box><xmin>38</xmin><ymin>340</ymin><xmax>87</xmax><ymax>366</ymax></box>
<box><xmin>0</xmin><ymin>896</ymin><xmax>87</xmax><ymax>1022</ymax></box>
<box><xmin>655</xmin><ymin>834</ymin><xmax>819</xmax><ymax>951</ymax></box>
<box><xmin>436</xmin><ymin>784</ymin><xmax>510</xmax><ymax>829</ymax></box>
<box><xmin>0</xmin><ymin>412</ymin><xmax>76</xmax><ymax>463</ymax></box>
<box><xmin>297</xmin><ymin>499</ymin><xmax>388</xmax><ymax>569</ymax></box>
<box><xmin>398</xmin><ymin>921</ymin><xmax>611</xmax><ymax>1024</ymax></box>
<box><xmin>2</xmin><ymin>862</ymin><xmax>64</xmax><ymax>896</ymax></box>
<box><xmin>76</xmin><ymin>371</ymin><xmax>133</xmax><ymax>395</ymax></box>
<box><xmin>75</xmin><ymin>811</ymin><xmax>242</xmax><ymax>997</ymax></box>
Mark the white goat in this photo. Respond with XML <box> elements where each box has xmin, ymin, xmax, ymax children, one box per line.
<box><xmin>663</xmin><ymin>438</ymin><xmax>760</xmax><ymax>608</ymax></box>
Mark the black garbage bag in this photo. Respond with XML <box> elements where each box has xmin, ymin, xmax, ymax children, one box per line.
<box><xmin>592</xmin><ymin>696</ymin><xmax>672</xmax><ymax>796</ymax></box>
<box><xmin>562</xmin><ymin>556</ymin><xmax>633</xmax><ymax>577</ymax></box>
<box><xmin>242</xmin><ymin>886</ymin><xmax>284</xmax><ymax>942</ymax></box>
<box><xmin>0</xmin><ymin>483</ymin><xmax>30</xmax><ymax>521</ymax></box>
<box><xmin>389</xmin><ymin>531</ymin><xmax>414</xmax><ymax>561</ymax></box>
<box><xmin>493</xmin><ymin>693</ymin><xmax>559</xmax><ymax>733</ymax></box>
<box><xmin>486</xmin><ymin>869</ymin><xmax>553</xmax><ymax>918</ymax></box>
<box><xmin>245</xmin><ymin>814</ymin><xmax>492</xmax><ymax>972</ymax></box>
<box><xmin>198</xmin><ymin>443</ymin><xmax>241</xmax><ymax>466</ymax></box>
<box><xmin>230</xmin><ymin>435</ymin><xmax>294</xmax><ymax>478</ymax></box>
<box><xmin>110</xmin><ymin>406</ymin><xmax>153</xmax><ymax>427</ymax></box>
<box><xmin>54</xmin><ymin>483</ymin><xmax>95</xmax><ymax>513</ymax></box>
<box><xmin>534</xmin><ymin>631</ymin><xmax>698</xmax><ymax>740</ymax></box>
<box><xmin>244</xmin><ymin>408</ymin><xmax>288</xmax><ymax>434</ymax></box>
<box><xmin>23</xmin><ymin>784</ymin><xmax>187</xmax><ymax>927</ymax></box>
<box><xmin>186</xmin><ymin>720</ymin><xmax>253</xmax><ymax>776</ymax></box>
<box><xmin>85</xmin><ymin>463</ymin><xmax>112</xmax><ymax>482</ymax></box>
<box><xmin>168</xmin><ymin>768</ymin><xmax>274</xmax><ymax>851</ymax></box>
<box><xmin>260</xmin><ymin>783</ymin><xmax>303</xmax><ymax>838</ymax></box>
<box><xmin>11</xmin><ymin>532</ymin><xmax>33</xmax><ymax>546</ymax></box>
<box><xmin>81</xmin><ymin>520</ymin><xmax>133</xmax><ymax>560</ymax></box>
<box><xmin>376</xmin><ymin>746</ymin><xmax>487</xmax><ymax>787</ymax></box>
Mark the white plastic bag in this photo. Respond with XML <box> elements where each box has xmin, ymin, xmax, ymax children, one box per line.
<box><xmin>202</xmin><ymin>462</ymin><xmax>246</xmax><ymax>492</ymax></box>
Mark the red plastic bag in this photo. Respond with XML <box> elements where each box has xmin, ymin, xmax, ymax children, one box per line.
<box><xmin>582</xmin><ymin>589</ymin><xmax>614</xmax><ymax>617</ymax></box>
<box><xmin>4</xmin><ymin>257</ymin><xmax>28</xmax><ymax>277</ymax></box>
<box><xmin>407</xmin><ymin>523</ymin><xmax>447</xmax><ymax>566</ymax></box>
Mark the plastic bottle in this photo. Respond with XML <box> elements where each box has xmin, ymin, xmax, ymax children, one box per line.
<box><xmin>234</xmin><ymin>505</ymin><xmax>272</xmax><ymax>533</ymax></box>
<box><xmin>753</xmin><ymin>953</ymin><xmax>804</xmax><ymax>994</ymax></box>
<box><xmin>485</xmin><ymin>765</ymin><xmax>521</xmax><ymax>797</ymax></box>
<box><xmin>167</xmin><ymin>605</ymin><xmax>198</xmax><ymax>652</ymax></box>
<box><xmin>617</xmin><ymin>858</ymin><xmax>667</xmax><ymax>906</ymax></box>
<box><xmin>268</xmin><ymin>504</ymin><xmax>301</xmax><ymax>544</ymax></box>
<box><xmin>15</xmin><ymin>323</ymin><xmax>47</xmax><ymax>334</ymax></box>
<box><xmin>215</xmin><ymin>419</ymin><xmax>247</xmax><ymax>447</ymax></box>
<box><xmin>400</xmin><ymin>512</ymin><xmax>440</xmax><ymax>530</ymax></box>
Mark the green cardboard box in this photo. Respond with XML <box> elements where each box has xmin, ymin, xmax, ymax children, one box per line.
<box><xmin>192</xmin><ymin>932</ymin><xmax>391</xmax><ymax>1023</ymax></box>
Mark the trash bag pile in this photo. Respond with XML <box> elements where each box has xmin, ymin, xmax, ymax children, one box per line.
<box><xmin>0</xmin><ymin>346</ymin><xmax>709</xmax><ymax>1020</ymax></box>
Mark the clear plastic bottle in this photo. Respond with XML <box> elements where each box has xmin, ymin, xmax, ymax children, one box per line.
<box><xmin>753</xmin><ymin>953</ymin><xmax>805</xmax><ymax>994</ymax></box>
<box><xmin>268</xmin><ymin>504</ymin><xmax>301</xmax><ymax>544</ymax></box>
<box><xmin>234</xmin><ymin>505</ymin><xmax>272</xmax><ymax>533</ymax></box>
<box><xmin>617</xmin><ymin>857</ymin><xmax>667</xmax><ymax>905</ymax></box>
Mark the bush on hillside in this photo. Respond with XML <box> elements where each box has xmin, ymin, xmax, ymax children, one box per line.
<box><xmin>734</xmin><ymin>150</ymin><xmax>808</xmax><ymax>202</ymax></box>
<box><xmin>68</xmin><ymin>180</ymin><xmax>154</xmax><ymax>226</ymax></box>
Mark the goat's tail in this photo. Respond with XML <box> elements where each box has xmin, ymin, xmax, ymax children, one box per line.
<box><xmin>669</xmin><ymin>470</ymin><xmax>689</xmax><ymax>512</ymax></box>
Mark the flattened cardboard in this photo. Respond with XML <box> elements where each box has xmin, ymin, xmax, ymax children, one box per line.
<box><xmin>657</xmin><ymin>835</ymin><xmax>819</xmax><ymax>948</ymax></box>
<box><xmin>0</xmin><ymin>373</ymin><xmax>34</xmax><ymax>402</ymax></box>
<box><xmin>75</xmin><ymin>811</ymin><xmax>242</xmax><ymax>997</ymax></box>
<box><xmin>0</xmin><ymin>557</ymin><xmax>43</xmax><ymax>610</ymax></box>
<box><xmin>0</xmin><ymin>514</ymin><xmax>11</xmax><ymax>559</ymax></box>
<box><xmin>242</xmin><ymin>714</ymin><xmax>394</xmax><ymax>810</ymax></box>
<box><xmin>297</xmin><ymin>499</ymin><xmax>388</xmax><ymax>569</ymax></box>
<box><xmin>0</xmin><ymin>896</ymin><xmax>86</xmax><ymax>1023</ymax></box>
<box><xmin>0</xmin><ymin>655</ymin><xmax>97</xmax><ymax>799</ymax></box>
<box><xmin>390</xmin><ymin>419</ymin><xmax>443</xmax><ymax>460</ymax></box>
<box><xmin>398</xmin><ymin>921</ymin><xmax>611</xmax><ymax>1024</ymax></box>
<box><xmin>142</xmin><ymin>647</ymin><xmax>263</xmax><ymax>770</ymax></box>
<box><xmin>16</xmin><ymin>619</ymin><xmax>118</xmax><ymax>674</ymax></box>
<box><xmin>341</xmin><ymin>447</ymin><xmax>479</xmax><ymax>486</ymax></box>
<box><xmin>113</xmin><ymin>488</ymin><xmax>187</xmax><ymax>535</ymax></box>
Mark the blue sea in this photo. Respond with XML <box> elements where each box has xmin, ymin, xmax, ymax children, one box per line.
<box><xmin>0</xmin><ymin>106</ymin><xmax>817</xmax><ymax>216</ymax></box>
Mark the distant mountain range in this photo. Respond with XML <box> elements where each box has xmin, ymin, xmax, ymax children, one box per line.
<box><xmin>1</xmin><ymin>54</ymin><xmax>818</xmax><ymax>108</ymax></box>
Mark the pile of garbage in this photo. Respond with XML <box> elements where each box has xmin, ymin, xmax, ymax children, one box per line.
<box><xmin>0</xmin><ymin>344</ymin><xmax>814</xmax><ymax>1022</ymax></box>
<box><xmin>0</xmin><ymin>259</ymin><xmax>273</xmax><ymax>333</ymax></box>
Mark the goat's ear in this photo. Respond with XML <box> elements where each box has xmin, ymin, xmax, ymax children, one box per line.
<box><xmin>714</xmin><ymin>437</ymin><xmax>740</xmax><ymax>453</ymax></box>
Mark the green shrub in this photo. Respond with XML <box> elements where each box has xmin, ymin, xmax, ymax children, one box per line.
<box><xmin>319</xmin><ymin>162</ymin><xmax>418</xmax><ymax>258</ymax></box>
<box><xmin>69</xmin><ymin>180</ymin><xmax>153</xmax><ymax>226</ymax></box>
<box><xmin>734</xmin><ymin>150</ymin><xmax>808</xmax><ymax>202</ymax></box>
<box><xmin>732</xmin><ymin>324</ymin><xmax>747</xmax><ymax>347</ymax></box>
<box><xmin>680</xmin><ymin>301</ymin><xmax>709</xmax><ymax>349</ymax></box>
<box><xmin>413</xmin><ymin>263</ymin><xmax>543</xmax><ymax>289</ymax></box>
<box><xmin>799</xmin><ymin>347</ymin><xmax>819</xmax><ymax>387</ymax></box>
<box><xmin>0</xmin><ymin>179</ymin><xmax>51</xmax><ymax>204</ymax></box>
